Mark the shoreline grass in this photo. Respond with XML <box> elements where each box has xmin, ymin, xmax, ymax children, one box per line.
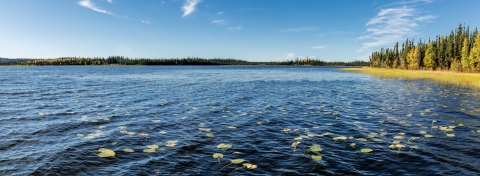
<box><xmin>340</xmin><ymin>67</ymin><xmax>480</xmax><ymax>89</ymax></box>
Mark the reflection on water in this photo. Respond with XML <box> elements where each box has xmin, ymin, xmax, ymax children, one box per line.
<box><xmin>0</xmin><ymin>66</ymin><xmax>479</xmax><ymax>175</ymax></box>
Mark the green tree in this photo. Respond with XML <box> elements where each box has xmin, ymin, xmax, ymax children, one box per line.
<box><xmin>424</xmin><ymin>42</ymin><xmax>436</xmax><ymax>70</ymax></box>
<box><xmin>461</xmin><ymin>38</ymin><xmax>470</xmax><ymax>71</ymax></box>
<box><xmin>470</xmin><ymin>34</ymin><xmax>480</xmax><ymax>71</ymax></box>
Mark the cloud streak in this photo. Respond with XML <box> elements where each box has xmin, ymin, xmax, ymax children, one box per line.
<box><xmin>357</xmin><ymin>5</ymin><xmax>436</xmax><ymax>53</ymax></box>
<box><xmin>212</xmin><ymin>20</ymin><xmax>226</xmax><ymax>24</ymax></box>
<box><xmin>182</xmin><ymin>0</ymin><xmax>201</xmax><ymax>17</ymax></box>
<box><xmin>107</xmin><ymin>0</ymin><xmax>112</xmax><ymax>3</ymax></box>
<box><xmin>280</xmin><ymin>27</ymin><xmax>315</xmax><ymax>32</ymax></box>
<box><xmin>228</xmin><ymin>26</ymin><xmax>242</xmax><ymax>31</ymax></box>
<box><xmin>311</xmin><ymin>45</ymin><xmax>327</xmax><ymax>49</ymax></box>
<box><xmin>78</xmin><ymin>0</ymin><xmax>114</xmax><ymax>15</ymax></box>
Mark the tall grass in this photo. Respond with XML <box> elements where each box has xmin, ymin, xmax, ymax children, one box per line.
<box><xmin>341</xmin><ymin>67</ymin><xmax>480</xmax><ymax>89</ymax></box>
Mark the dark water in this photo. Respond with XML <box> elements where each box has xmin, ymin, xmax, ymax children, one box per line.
<box><xmin>1</xmin><ymin>66</ymin><xmax>480</xmax><ymax>175</ymax></box>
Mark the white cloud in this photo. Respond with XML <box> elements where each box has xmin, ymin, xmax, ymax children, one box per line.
<box><xmin>357</xmin><ymin>5</ymin><xmax>437</xmax><ymax>53</ymax></box>
<box><xmin>142</xmin><ymin>20</ymin><xmax>151</xmax><ymax>24</ymax></box>
<box><xmin>280</xmin><ymin>27</ymin><xmax>315</xmax><ymax>32</ymax></box>
<box><xmin>212</xmin><ymin>20</ymin><xmax>226</xmax><ymax>24</ymax></box>
<box><xmin>182</xmin><ymin>0</ymin><xmax>201</xmax><ymax>17</ymax></box>
<box><xmin>217</xmin><ymin>12</ymin><xmax>224</xmax><ymax>15</ymax></box>
<box><xmin>107</xmin><ymin>0</ymin><xmax>113</xmax><ymax>3</ymax></box>
<box><xmin>317</xmin><ymin>31</ymin><xmax>353</xmax><ymax>37</ymax></box>
<box><xmin>78</xmin><ymin>0</ymin><xmax>114</xmax><ymax>15</ymax></box>
<box><xmin>310</xmin><ymin>45</ymin><xmax>327</xmax><ymax>49</ymax></box>
<box><xmin>228</xmin><ymin>26</ymin><xmax>242</xmax><ymax>31</ymax></box>
<box><xmin>285</xmin><ymin>53</ymin><xmax>296</xmax><ymax>60</ymax></box>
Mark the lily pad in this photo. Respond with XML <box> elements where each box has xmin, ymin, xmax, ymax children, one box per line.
<box><xmin>360</xmin><ymin>148</ymin><xmax>373</xmax><ymax>153</ymax></box>
<box><xmin>143</xmin><ymin>148</ymin><xmax>156</xmax><ymax>153</ymax></box>
<box><xmin>123</xmin><ymin>148</ymin><xmax>134</xmax><ymax>153</ymax></box>
<box><xmin>424</xmin><ymin>134</ymin><xmax>434</xmax><ymax>138</ymax></box>
<box><xmin>213</xmin><ymin>153</ymin><xmax>224</xmax><ymax>163</ymax></box>
<box><xmin>97</xmin><ymin>148</ymin><xmax>115</xmax><ymax>157</ymax></box>
<box><xmin>311</xmin><ymin>155</ymin><xmax>323</xmax><ymax>161</ymax></box>
<box><xmin>205</xmin><ymin>133</ymin><xmax>215</xmax><ymax>137</ymax></box>
<box><xmin>446</xmin><ymin>133</ymin><xmax>455</xmax><ymax>137</ymax></box>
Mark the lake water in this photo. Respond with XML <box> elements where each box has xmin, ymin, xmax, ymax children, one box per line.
<box><xmin>1</xmin><ymin>66</ymin><xmax>479</xmax><ymax>175</ymax></box>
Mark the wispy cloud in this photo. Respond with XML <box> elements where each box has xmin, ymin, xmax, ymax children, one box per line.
<box><xmin>310</xmin><ymin>45</ymin><xmax>328</xmax><ymax>49</ymax></box>
<box><xmin>228</xmin><ymin>26</ymin><xmax>242</xmax><ymax>31</ymax></box>
<box><xmin>107</xmin><ymin>0</ymin><xmax>113</xmax><ymax>3</ymax></box>
<box><xmin>357</xmin><ymin>5</ymin><xmax>436</xmax><ymax>53</ymax></box>
<box><xmin>182</xmin><ymin>0</ymin><xmax>201</xmax><ymax>17</ymax></box>
<box><xmin>142</xmin><ymin>19</ymin><xmax>151</xmax><ymax>24</ymax></box>
<box><xmin>280</xmin><ymin>27</ymin><xmax>315</xmax><ymax>32</ymax></box>
<box><xmin>217</xmin><ymin>12</ymin><xmax>224</xmax><ymax>15</ymax></box>
<box><xmin>285</xmin><ymin>53</ymin><xmax>296</xmax><ymax>60</ymax></box>
<box><xmin>78</xmin><ymin>0</ymin><xmax>114</xmax><ymax>15</ymax></box>
<box><xmin>212</xmin><ymin>20</ymin><xmax>226</xmax><ymax>24</ymax></box>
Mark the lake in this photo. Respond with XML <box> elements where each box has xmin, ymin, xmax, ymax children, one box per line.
<box><xmin>1</xmin><ymin>66</ymin><xmax>479</xmax><ymax>175</ymax></box>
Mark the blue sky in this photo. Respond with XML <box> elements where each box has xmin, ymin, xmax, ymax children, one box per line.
<box><xmin>1</xmin><ymin>0</ymin><xmax>479</xmax><ymax>62</ymax></box>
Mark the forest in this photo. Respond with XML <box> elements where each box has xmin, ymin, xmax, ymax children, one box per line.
<box><xmin>0</xmin><ymin>56</ymin><xmax>368</xmax><ymax>66</ymax></box>
<box><xmin>369</xmin><ymin>24</ymin><xmax>480</xmax><ymax>72</ymax></box>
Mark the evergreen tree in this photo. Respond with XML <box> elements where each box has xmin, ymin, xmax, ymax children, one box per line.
<box><xmin>461</xmin><ymin>38</ymin><xmax>470</xmax><ymax>71</ymax></box>
<box><xmin>424</xmin><ymin>42</ymin><xmax>436</xmax><ymax>70</ymax></box>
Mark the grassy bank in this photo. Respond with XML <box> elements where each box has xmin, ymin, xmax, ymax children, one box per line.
<box><xmin>341</xmin><ymin>67</ymin><xmax>480</xmax><ymax>89</ymax></box>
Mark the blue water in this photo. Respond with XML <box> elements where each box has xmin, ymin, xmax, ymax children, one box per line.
<box><xmin>1</xmin><ymin>66</ymin><xmax>479</xmax><ymax>175</ymax></box>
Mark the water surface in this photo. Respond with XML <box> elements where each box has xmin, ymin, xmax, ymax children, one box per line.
<box><xmin>1</xmin><ymin>66</ymin><xmax>479</xmax><ymax>175</ymax></box>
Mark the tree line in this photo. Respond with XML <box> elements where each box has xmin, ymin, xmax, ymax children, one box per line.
<box><xmin>369</xmin><ymin>24</ymin><xmax>480</xmax><ymax>72</ymax></box>
<box><xmin>1</xmin><ymin>56</ymin><xmax>369</xmax><ymax>66</ymax></box>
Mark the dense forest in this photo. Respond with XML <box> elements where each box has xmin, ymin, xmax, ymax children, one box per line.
<box><xmin>0</xmin><ymin>56</ymin><xmax>368</xmax><ymax>66</ymax></box>
<box><xmin>369</xmin><ymin>24</ymin><xmax>480</xmax><ymax>72</ymax></box>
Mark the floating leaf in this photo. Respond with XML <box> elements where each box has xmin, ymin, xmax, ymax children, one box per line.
<box><xmin>123</xmin><ymin>148</ymin><xmax>134</xmax><ymax>153</ymax></box>
<box><xmin>424</xmin><ymin>134</ymin><xmax>434</xmax><ymax>138</ymax></box>
<box><xmin>127</xmin><ymin>132</ymin><xmax>135</xmax><ymax>135</ymax></box>
<box><xmin>148</xmin><ymin>145</ymin><xmax>159</xmax><ymax>150</ymax></box>
<box><xmin>360</xmin><ymin>148</ymin><xmax>373</xmax><ymax>153</ymax></box>
<box><xmin>309</xmin><ymin>144</ymin><xmax>322</xmax><ymax>152</ymax></box>
<box><xmin>357</xmin><ymin>138</ymin><xmax>368</xmax><ymax>142</ymax></box>
<box><xmin>393</xmin><ymin>136</ymin><xmax>404</xmax><ymax>140</ymax></box>
<box><xmin>294</xmin><ymin>137</ymin><xmax>303</xmax><ymax>141</ymax></box>
<box><xmin>143</xmin><ymin>148</ymin><xmax>156</xmax><ymax>153</ymax></box>
<box><xmin>213</xmin><ymin>153</ymin><xmax>224</xmax><ymax>163</ymax></box>
<box><xmin>228</xmin><ymin>126</ymin><xmax>237</xmax><ymax>129</ymax></box>
<box><xmin>205</xmin><ymin>133</ymin><xmax>215</xmax><ymax>137</ymax></box>
<box><xmin>311</xmin><ymin>155</ymin><xmax>323</xmax><ymax>161</ymax></box>
<box><xmin>446</xmin><ymin>133</ymin><xmax>455</xmax><ymax>137</ymax></box>
<box><xmin>231</xmin><ymin>159</ymin><xmax>245</xmax><ymax>164</ymax></box>
<box><xmin>97</xmin><ymin>148</ymin><xmax>115</xmax><ymax>157</ymax></box>
<box><xmin>166</xmin><ymin>140</ymin><xmax>178</xmax><ymax>147</ymax></box>
<box><xmin>350</xmin><ymin>143</ymin><xmax>356</xmax><ymax>147</ymax></box>
<box><xmin>243</xmin><ymin>163</ymin><xmax>257</xmax><ymax>169</ymax></box>
<box><xmin>333</xmin><ymin>136</ymin><xmax>347</xmax><ymax>141</ymax></box>
<box><xmin>419</xmin><ymin>131</ymin><xmax>427</xmax><ymax>134</ymax></box>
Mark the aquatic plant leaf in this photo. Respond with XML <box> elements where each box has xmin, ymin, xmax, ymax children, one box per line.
<box><xmin>294</xmin><ymin>137</ymin><xmax>303</xmax><ymax>140</ymax></box>
<box><xmin>357</xmin><ymin>138</ymin><xmax>368</xmax><ymax>142</ymax></box>
<box><xmin>213</xmin><ymin>153</ymin><xmax>224</xmax><ymax>159</ymax></box>
<box><xmin>231</xmin><ymin>159</ymin><xmax>245</xmax><ymax>164</ymax></box>
<box><xmin>446</xmin><ymin>133</ymin><xmax>455</xmax><ymax>137</ymax></box>
<box><xmin>350</xmin><ymin>143</ymin><xmax>356</xmax><ymax>147</ymax></box>
<box><xmin>148</xmin><ymin>145</ymin><xmax>159</xmax><ymax>150</ymax></box>
<box><xmin>393</xmin><ymin>136</ymin><xmax>404</xmax><ymax>140</ymax></box>
<box><xmin>360</xmin><ymin>148</ymin><xmax>373</xmax><ymax>153</ymax></box>
<box><xmin>143</xmin><ymin>148</ymin><xmax>156</xmax><ymax>153</ymax></box>
<box><xmin>311</xmin><ymin>155</ymin><xmax>323</xmax><ymax>161</ymax></box>
<box><xmin>205</xmin><ymin>133</ymin><xmax>215</xmax><ymax>137</ymax></box>
<box><xmin>398</xmin><ymin>132</ymin><xmax>405</xmax><ymax>135</ymax></box>
<box><xmin>97</xmin><ymin>148</ymin><xmax>115</xmax><ymax>157</ymax></box>
<box><xmin>123</xmin><ymin>148</ymin><xmax>134</xmax><ymax>153</ymax></box>
<box><xmin>419</xmin><ymin>131</ymin><xmax>427</xmax><ymax>134</ymax></box>
<box><xmin>127</xmin><ymin>132</ymin><xmax>135</xmax><ymax>135</ymax></box>
<box><xmin>309</xmin><ymin>144</ymin><xmax>322</xmax><ymax>152</ymax></box>
<box><xmin>228</xmin><ymin>126</ymin><xmax>237</xmax><ymax>129</ymax></box>
<box><xmin>424</xmin><ymin>134</ymin><xmax>434</xmax><ymax>138</ymax></box>
<box><xmin>333</xmin><ymin>136</ymin><xmax>347</xmax><ymax>141</ymax></box>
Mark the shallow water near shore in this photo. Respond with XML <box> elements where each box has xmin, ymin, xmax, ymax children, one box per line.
<box><xmin>1</xmin><ymin>66</ymin><xmax>480</xmax><ymax>175</ymax></box>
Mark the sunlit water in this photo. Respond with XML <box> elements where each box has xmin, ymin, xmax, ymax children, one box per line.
<box><xmin>1</xmin><ymin>66</ymin><xmax>479</xmax><ymax>175</ymax></box>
